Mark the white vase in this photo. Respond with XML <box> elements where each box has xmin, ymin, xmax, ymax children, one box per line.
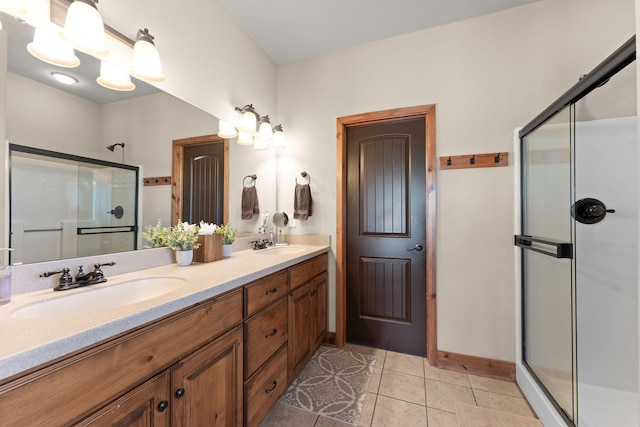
<box><xmin>175</xmin><ymin>249</ymin><xmax>193</xmax><ymax>266</ymax></box>
<box><xmin>222</xmin><ymin>244</ymin><xmax>233</xmax><ymax>258</ymax></box>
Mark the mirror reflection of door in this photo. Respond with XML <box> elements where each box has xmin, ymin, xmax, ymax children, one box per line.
<box><xmin>171</xmin><ymin>135</ymin><xmax>229</xmax><ymax>226</ymax></box>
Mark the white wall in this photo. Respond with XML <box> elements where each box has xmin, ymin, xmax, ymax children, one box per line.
<box><xmin>276</xmin><ymin>0</ymin><xmax>636</xmax><ymax>361</ymax></box>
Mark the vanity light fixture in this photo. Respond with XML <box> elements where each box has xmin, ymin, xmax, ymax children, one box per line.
<box><xmin>61</xmin><ymin>0</ymin><xmax>109</xmax><ymax>58</ymax></box>
<box><xmin>97</xmin><ymin>61</ymin><xmax>135</xmax><ymax>91</ymax></box>
<box><xmin>129</xmin><ymin>28</ymin><xmax>166</xmax><ymax>82</ymax></box>
<box><xmin>50</xmin><ymin>71</ymin><xmax>78</xmax><ymax>85</ymax></box>
<box><xmin>27</xmin><ymin>27</ymin><xmax>80</xmax><ymax>68</ymax></box>
<box><xmin>217</xmin><ymin>104</ymin><xmax>286</xmax><ymax>149</ymax></box>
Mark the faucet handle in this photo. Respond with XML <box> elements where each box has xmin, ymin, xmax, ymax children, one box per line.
<box><xmin>40</xmin><ymin>268</ymin><xmax>73</xmax><ymax>284</ymax></box>
<box><xmin>93</xmin><ymin>262</ymin><xmax>115</xmax><ymax>280</ymax></box>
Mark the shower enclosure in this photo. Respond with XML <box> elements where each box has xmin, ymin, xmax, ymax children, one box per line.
<box><xmin>515</xmin><ymin>36</ymin><xmax>638</xmax><ymax>426</ymax></box>
<box><xmin>9</xmin><ymin>145</ymin><xmax>139</xmax><ymax>264</ymax></box>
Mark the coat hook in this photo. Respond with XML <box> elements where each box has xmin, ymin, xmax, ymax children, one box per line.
<box><xmin>447</xmin><ymin>156</ymin><xmax>452</xmax><ymax>166</ymax></box>
<box><xmin>494</xmin><ymin>153</ymin><xmax>501</xmax><ymax>163</ymax></box>
<box><xmin>470</xmin><ymin>155</ymin><xmax>475</xmax><ymax>165</ymax></box>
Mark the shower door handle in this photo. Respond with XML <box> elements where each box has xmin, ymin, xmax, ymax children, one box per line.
<box><xmin>514</xmin><ymin>235</ymin><xmax>573</xmax><ymax>259</ymax></box>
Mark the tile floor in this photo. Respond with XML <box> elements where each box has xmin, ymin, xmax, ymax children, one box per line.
<box><xmin>260</xmin><ymin>344</ymin><xmax>543</xmax><ymax>427</ymax></box>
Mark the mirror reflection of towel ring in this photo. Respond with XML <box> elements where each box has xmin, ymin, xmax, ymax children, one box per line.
<box><xmin>243</xmin><ymin>174</ymin><xmax>257</xmax><ymax>187</ymax></box>
<box><xmin>296</xmin><ymin>171</ymin><xmax>310</xmax><ymax>185</ymax></box>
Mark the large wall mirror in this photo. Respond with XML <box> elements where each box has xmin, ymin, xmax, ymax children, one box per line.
<box><xmin>2</xmin><ymin>12</ymin><xmax>276</xmax><ymax>264</ymax></box>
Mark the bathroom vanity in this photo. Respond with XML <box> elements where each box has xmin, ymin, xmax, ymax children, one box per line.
<box><xmin>0</xmin><ymin>245</ymin><xmax>329</xmax><ymax>427</ymax></box>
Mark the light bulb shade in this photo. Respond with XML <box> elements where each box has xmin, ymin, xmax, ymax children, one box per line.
<box><xmin>257</xmin><ymin>116</ymin><xmax>273</xmax><ymax>141</ymax></box>
<box><xmin>217</xmin><ymin>119</ymin><xmax>238</xmax><ymax>139</ymax></box>
<box><xmin>97</xmin><ymin>61</ymin><xmax>135</xmax><ymax>91</ymax></box>
<box><xmin>253</xmin><ymin>137</ymin><xmax>269</xmax><ymax>150</ymax></box>
<box><xmin>27</xmin><ymin>27</ymin><xmax>80</xmax><ymax>68</ymax></box>
<box><xmin>272</xmin><ymin>125</ymin><xmax>286</xmax><ymax>148</ymax></box>
<box><xmin>22</xmin><ymin>0</ymin><xmax>51</xmax><ymax>28</ymax></box>
<box><xmin>237</xmin><ymin>131</ymin><xmax>254</xmax><ymax>146</ymax></box>
<box><xmin>129</xmin><ymin>28</ymin><xmax>166</xmax><ymax>82</ymax></box>
<box><xmin>61</xmin><ymin>0</ymin><xmax>109</xmax><ymax>58</ymax></box>
<box><xmin>238</xmin><ymin>110</ymin><xmax>257</xmax><ymax>135</ymax></box>
<box><xmin>0</xmin><ymin>0</ymin><xmax>27</xmax><ymax>18</ymax></box>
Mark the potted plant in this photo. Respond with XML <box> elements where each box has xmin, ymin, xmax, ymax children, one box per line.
<box><xmin>215</xmin><ymin>224</ymin><xmax>237</xmax><ymax>258</ymax></box>
<box><xmin>166</xmin><ymin>221</ymin><xmax>201</xmax><ymax>265</ymax></box>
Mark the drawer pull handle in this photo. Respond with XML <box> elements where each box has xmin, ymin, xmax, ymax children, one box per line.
<box><xmin>265</xmin><ymin>381</ymin><xmax>277</xmax><ymax>394</ymax></box>
<box><xmin>265</xmin><ymin>329</ymin><xmax>277</xmax><ymax>338</ymax></box>
<box><xmin>310</xmin><ymin>289</ymin><xmax>317</xmax><ymax>296</ymax></box>
<box><xmin>265</xmin><ymin>288</ymin><xmax>278</xmax><ymax>295</ymax></box>
<box><xmin>175</xmin><ymin>388</ymin><xmax>185</xmax><ymax>399</ymax></box>
<box><xmin>157</xmin><ymin>400</ymin><xmax>169</xmax><ymax>412</ymax></box>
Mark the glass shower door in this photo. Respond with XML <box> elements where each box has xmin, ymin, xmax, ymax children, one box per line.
<box><xmin>516</xmin><ymin>105</ymin><xmax>576</xmax><ymax>422</ymax></box>
<box><xmin>76</xmin><ymin>163</ymin><xmax>138</xmax><ymax>257</ymax></box>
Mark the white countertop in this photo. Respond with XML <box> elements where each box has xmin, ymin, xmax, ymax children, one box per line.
<box><xmin>0</xmin><ymin>244</ymin><xmax>329</xmax><ymax>382</ymax></box>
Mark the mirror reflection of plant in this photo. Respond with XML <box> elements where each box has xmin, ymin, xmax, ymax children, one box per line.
<box><xmin>215</xmin><ymin>224</ymin><xmax>237</xmax><ymax>245</ymax></box>
<box><xmin>142</xmin><ymin>220</ymin><xmax>169</xmax><ymax>248</ymax></box>
<box><xmin>143</xmin><ymin>220</ymin><xmax>201</xmax><ymax>251</ymax></box>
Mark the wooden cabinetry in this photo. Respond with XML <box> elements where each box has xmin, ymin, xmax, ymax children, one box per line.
<box><xmin>0</xmin><ymin>289</ymin><xmax>243</xmax><ymax>426</ymax></box>
<box><xmin>243</xmin><ymin>272</ymin><xmax>290</xmax><ymax>427</ymax></box>
<box><xmin>287</xmin><ymin>254</ymin><xmax>328</xmax><ymax>382</ymax></box>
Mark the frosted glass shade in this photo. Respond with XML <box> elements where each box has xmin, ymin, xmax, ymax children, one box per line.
<box><xmin>129</xmin><ymin>30</ymin><xmax>165</xmax><ymax>82</ymax></box>
<box><xmin>257</xmin><ymin>120</ymin><xmax>273</xmax><ymax>142</ymax></box>
<box><xmin>0</xmin><ymin>0</ymin><xmax>27</xmax><ymax>17</ymax></box>
<box><xmin>237</xmin><ymin>131</ymin><xmax>254</xmax><ymax>146</ymax></box>
<box><xmin>27</xmin><ymin>27</ymin><xmax>80</xmax><ymax>68</ymax></box>
<box><xmin>238</xmin><ymin>110</ymin><xmax>257</xmax><ymax>135</ymax></box>
<box><xmin>61</xmin><ymin>0</ymin><xmax>109</xmax><ymax>58</ymax></box>
<box><xmin>97</xmin><ymin>61</ymin><xmax>135</xmax><ymax>91</ymax></box>
<box><xmin>272</xmin><ymin>128</ymin><xmax>286</xmax><ymax>148</ymax></box>
<box><xmin>217</xmin><ymin>120</ymin><xmax>238</xmax><ymax>139</ymax></box>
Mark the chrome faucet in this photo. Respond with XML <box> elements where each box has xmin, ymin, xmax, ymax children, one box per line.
<box><xmin>41</xmin><ymin>262</ymin><xmax>116</xmax><ymax>291</ymax></box>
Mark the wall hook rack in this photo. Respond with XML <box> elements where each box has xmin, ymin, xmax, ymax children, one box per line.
<box><xmin>440</xmin><ymin>152</ymin><xmax>509</xmax><ymax>170</ymax></box>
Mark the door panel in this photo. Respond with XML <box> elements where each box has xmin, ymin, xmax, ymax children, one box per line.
<box><xmin>346</xmin><ymin>118</ymin><xmax>426</xmax><ymax>356</ymax></box>
<box><xmin>182</xmin><ymin>143</ymin><xmax>224</xmax><ymax>224</ymax></box>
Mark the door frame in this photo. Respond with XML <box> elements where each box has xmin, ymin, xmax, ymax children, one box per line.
<box><xmin>336</xmin><ymin>104</ymin><xmax>437</xmax><ymax>362</ymax></box>
<box><xmin>171</xmin><ymin>134</ymin><xmax>229</xmax><ymax>226</ymax></box>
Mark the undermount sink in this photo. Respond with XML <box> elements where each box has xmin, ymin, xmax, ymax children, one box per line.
<box><xmin>12</xmin><ymin>277</ymin><xmax>187</xmax><ymax>319</ymax></box>
<box><xmin>258</xmin><ymin>246</ymin><xmax>307</xmax><ymax>255</ymax></box>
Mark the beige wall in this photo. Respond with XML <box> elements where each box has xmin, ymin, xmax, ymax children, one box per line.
<box><xmin>276</xmin><ymin>0</ymin><xmax>636</xmax><ymax>361</ymax></box>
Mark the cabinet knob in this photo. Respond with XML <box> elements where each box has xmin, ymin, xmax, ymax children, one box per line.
<box><xmin>265</xmin><ymin>328</ymin><xmax>277</xmax><ymax>338</ymax></box>
<box><xmin>265</xmin><ymin>288</ymin><xmax>278</xmax><ymax>295</ymax></box>
<box><xmin>157</xmin><ymin>400</ymin><xmax>169</xmax><ymax>412</ymax></box>
<box><xmin>175</xmin><ymin>388</ymin><xmax>185</xmax><ymax>399</ymax></box>
<box><xmin>265</xmin><ymin>381</ymin><xmax>277</xmax><ymax>394</ymax></box>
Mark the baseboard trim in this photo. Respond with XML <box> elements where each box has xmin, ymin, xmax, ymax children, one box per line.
<box><xmin>436</xmin><ymin>350</ymin><xmax>516</xmax><ymax>381</ymax></box>
<box><xmin>324</xmin><ymin>332</ymin><xmax>337</xmax><ymax>346</ymax></box>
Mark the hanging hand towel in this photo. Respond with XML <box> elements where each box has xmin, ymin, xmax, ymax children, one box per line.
<box><xmin>293</xmin><ymin>183</ymin><xmax>312</xmax><ymax>220</ymax></box>
<box><xmin>241</xmin><ymin>186</ymin><xmax>260</xmax><ymax>220</ymax></box>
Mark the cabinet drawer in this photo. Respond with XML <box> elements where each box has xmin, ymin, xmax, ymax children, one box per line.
<box><xmin>244</xmin><ymin>345</ymin><xmax>288</xmax><ymax>427</ymax></box>
<box><xmin>289</xmin><ymin>253</ymin><xmax>328</xmax><ymax>291</ymax></box>
<box><xmin>244</xmin><ymin>298</ymin><xmax>288</xmax><ymax>378</ymax></box>
<box><xmin>244</xmin><ymin>270</ymin><xmax>288</xmax><ymax>317</ymax></box>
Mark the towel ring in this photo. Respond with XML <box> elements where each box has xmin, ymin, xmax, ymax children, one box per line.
<box><xmin>243</xmin><ymin>174</ymin><xmax>257</xmax><ymax>187</ymax></box>
<box><xmin>296</xmin><ymin>171</ymin><xmax>310</xmax><ymax>185</ymax></box>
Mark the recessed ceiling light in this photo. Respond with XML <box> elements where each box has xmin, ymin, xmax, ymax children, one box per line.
<box><xmin>50</xmin><ymin>71</ymin><xmax>78</xmax><ymax>85</ymax></box>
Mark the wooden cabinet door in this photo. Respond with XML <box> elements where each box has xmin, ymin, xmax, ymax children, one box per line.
<box><xmin>288</xmin><ymin>282</ymin><xmax>312</xmax><ymax>382</ymax></box>
<box><xmin>311</xmin><ymin>271</ymin><xmax>328</xmax><ymax>350</ymax></box>
<box><xmin>77</xmin><ymin>372</ymin><xmax>170</xmax><ymax>427</ymax></box>
<box><xmin>171</xmin><ymin>325</ymin><xmax>243</xmax><ymax>427</ymax></box>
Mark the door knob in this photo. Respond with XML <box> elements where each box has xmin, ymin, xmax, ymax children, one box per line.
<box><xmin>407</xmin><ymin>244</ymin><xmax>424</xmax><ymax>252</ymax></box>
<box><xmin>572</xmin><ymin>198</ymin><xmax>615</xmax><ymax>224</ymax></box>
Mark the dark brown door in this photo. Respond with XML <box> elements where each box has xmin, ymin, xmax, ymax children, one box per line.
<box><xmin>182</xmin><ymin>143</ymin><xmax>224</xmax><ymax>224</ymax></box>
<box><xmin>346</xmin><ymin>118</ymin><xmax>426</xmax><ymax>356</ymax></box>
